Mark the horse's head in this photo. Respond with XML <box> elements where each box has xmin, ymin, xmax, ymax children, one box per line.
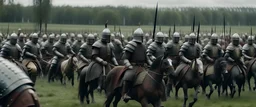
<box><xmin>214</xmin><ymin>57</ymin><xmax>227</xmax><ymax>74</ymax></box>
<box><xmin>149</xmin><ymin>52</ymin><xmax>173</xmax><ymax>75</ymax></box>
<box><xmin>67</xmin><ymin>55</ymin><xmax>78</xmax><ymax>69</ymax></box>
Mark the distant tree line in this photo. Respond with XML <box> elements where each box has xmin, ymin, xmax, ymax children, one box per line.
<box><xmin>1</xmin><ymin>2</ymin><xmax>256</xmax><ymax>26</ymax></box>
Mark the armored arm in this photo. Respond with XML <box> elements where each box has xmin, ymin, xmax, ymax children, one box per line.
<box><xmin>78</xmin><ymin>52</ymin><xmax>89</xmax><ymax>63</ymax></box>
<box><xmin>0</xmin><ymin>43</ymin><xmax>10</xmax><ymax>59</ymax></box>
<box><xmin>179</xmin><ymin>52</ymin><xmax>191</xmax><ymax>64</ymax></box>
<box><xmin>122</xmin><ymin>51</ymin><xmax>133</xmax><ymax>69</ymax></box>
<box><xmin>53</xmin><ymin>47</ymin><xmax>65</xmax><ymax>58</ymax></box>
<box><xmin>224</xmin><ymin>50</ymin><xmax>234</xmax><ymax>62</ymax></box>
<box><xmin>146</xmin><ymin>44</ymin><xmax>157</xmax><ymax>61</ymax></box>
<box><xmin>91</xmin><ymin>47</ymin><xmax>106</xmax><ymax>65</ymax></box>
<box><xmin>242</xmin><ymin>45</ymin><xmax>253</xmax><ymax>60</ymax></box>
<box><xmin>202</xmin><ymin>45</ymin><xmax>214</xmax><ymax>62</ymax></box>
<box><xmin>23</xmin><ymin>45</ymin><xmax>36</xmax><ymax>59</ymax></box>
<box><xmin>67</xmin><ymin>44</ymin><xmax>76</xmax><ymax>55</ymax></box>
<box><xmin>111</xmin><ymin>51</ymin><xmax>119</xmax><ymax>66</ymax></box>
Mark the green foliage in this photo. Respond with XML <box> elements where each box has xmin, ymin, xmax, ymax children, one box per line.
<box><xmin>1</xmin><ymin>5</ymin><xmax>256</xmax><ymax>26</ymax></box>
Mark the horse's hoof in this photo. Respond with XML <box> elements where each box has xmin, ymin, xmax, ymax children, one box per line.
<box><xmin>86</xmin><ymin>100</ymin><xmax>90</xmax><ymax>104</ymax></box>
<box><xmin>206</xmin><ymin>94</ymin><xmax>210</xmax><ymax>100</ymax></box>
<box><xmin>91</xmin><ymin>100</ymin><xmax>96</xmax><ymax>104</ymax></box>
<box><xmin>188</xmin><ymin>103</ymin><xmax>193</xmax><ymax>107</ymax></box>
<box><xmin>253</xmin><ymin>87</ymin><xmax>256</xmax><ymax>91</ymax></box>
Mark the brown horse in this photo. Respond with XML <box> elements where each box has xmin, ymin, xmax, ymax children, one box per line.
<box><xmin>104</xmin><ymin>55</ymin><xmax>172</xmax><ymax>107</ymax></box>
<box><xmin>59</xmin><ymin>55</ymin><xmax>78</xmax><ymax>86</ymax></box>
<box><xmin>174</xmin><ymin>59</ymin><xmax>202</xmax><ymax>107</ymax></box>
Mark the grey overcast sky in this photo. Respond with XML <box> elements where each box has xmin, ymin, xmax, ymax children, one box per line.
<box><xmin>15</xmin><ymin>0</ymin><xmax>256</xmax><ymax>7</ymax></box>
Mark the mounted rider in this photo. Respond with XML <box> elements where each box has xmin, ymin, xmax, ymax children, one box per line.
<box><xmin>111</xmin><ymin>33</ymin><xmax>124</xmax><ymax>65</ymax></box>
<box><xmin>0</xmin><ymin>57</ymin><xmax>40</xmax><ymax>107</ymax></box>
<box><xmin>68</xmin><ymin>33</ymin><xmax>76</xmax><ymax>45</ymax></box>
<box><xmin>48</xmin><ymin>33</ymin><xmax>75</xmax><ymax>82</ymax></box>
<box><xmin>147</xmin><ymin>32</ymin><xmax>166</xmax><ymax>64</ymax></box>
<box><xmin>72</xmin><ymin>34</ymin><xmax>84</xmax><ymax>54</ymax></box>
<box><xmin>22</xmin><ymin>33</ymin><xmax>42</xmax><ymax>80</ymax></box>
<box><xmin>224</xmin><ymin>33</ymin><xmax>246</xmax><ymax>74</ymax></box>
<box><xmin>121</xmin><ymin>27</ymin><xmax>151</xmax><ymax>101</ymax></box>
<box><xmin>174</xmin><ymin>33</ymin><xmax>203</xmax><ymax>77</ymax></box>
<box><xmin>41</xmin><ymin>34</ymin><xmax>55</xmax><ymax>60</ymax></box>
<box><xmin>77</xmin><ymin>34</ymin><xmax>95</xmax><ymax>73</ymax></box>
<box><xmin>202</xmin><ymin>33</ymin><xmax>224</xmax><ymax>74</ymax></box>
<box><xmin>0</xmin><ymin>33</ymin><xmax>22</xmax><ymax>62</ymax></box>
<box><xmin>242</xmin><ymin>36</ymin><xmax>256</xmax><ymax>69</ymax></box>
<box><xmin>85</xmin><ymin>25</ymin><xmax>119</xmax><ymax>91</ymax></box>
<box><xmin>18</xmin><ymin>33</ymin><xmax>26</xmax><ymax>49</ymax></box>
<box><xmin>166</xmin><ymin>32</ymin><xmax>182</xmax><ymax>69</ymax></box>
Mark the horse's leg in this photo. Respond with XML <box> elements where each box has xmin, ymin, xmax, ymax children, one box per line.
<box><xmin>188</xmin><ymin>86</ymin><xmax>199</xmax><ymax>107</ymax></box>
<box><xmin>89</xmin><ymin>79</ymin><xmax>98</xmax><ymax>103</ymax></box>
<box><xmin>182</xmin><ymin>84</ymin><xmax>188</xmax><ymax>107</ymax></box>
<box><xmin>71</xmin><ymin>73</ymin><xmax>74</xmax><ymax>86</ymax></box>
<box><xmin>217</xmin><ymin>83</ymin><xmax>221</xmax><ymax>97</ymax></box>
<box><xmin>153</xmin><ymin>100</ymin><xmax>162</xmax><ymax>107</ymax></box>
<box><xmin>206</xmin><ymin>81</ymin><xmax>214</xmax><ymax>99</ymax></box>
<box><xmin>230</xmin><ymin>80</ymin><xmax>236</xmax><ymax>98</ymax></box>
<box><xmin>140</xmin><ymin>98</ymin><xmax>149</xmax><ymax>107</ymax></box>
<box><xmin>252</xmin><ymin>73</ymin><xmax>256</xmax><ymax>91</ymax></box>
<box><xmin>247</xmin><ymin>73</ymin><xmax>252</xmax><ymax>91</ymax></box>
<box><xmin>238</xmin><ymin>82</ymin><xmax>242</xmax><ymax>97</ymax></box>
<box><xmin>175</xmin><ymin>86</ymin><xmax>179</xmax><ymax>100</ymax></box>
<box><xmin>113</xmin><ymin>92</ymin><xmax>121</xmax><ymax>107</ymax></box>
<box><xmin>104</xmin><ymin>92</ymin><xmax>115</xmax><ymax>107</ymax></box>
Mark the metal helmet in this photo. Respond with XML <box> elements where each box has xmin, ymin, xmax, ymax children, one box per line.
<box><xmin>60</xmin><ymin>33</ymin><xmax>67</xmax><ymax>44</ymax></box>
<box><xmin>173</xmin><ymin>32</ymin><xmax>180</xmax><ymax>43</ymax></box>
<box><xmin>132</xmin><ymin>28</ymin><xmax>144</xmax><ymax>43</ymax></box>
<box><xmin>70</xmin><ymin>33</ymin><xmax>75</xmax><ymax>38</ymax></box>
<box><xmin>42</xmin><ymin>34</ymin><xmax>47</xmax><ymax>41</ymax></box>
<box><xmin>155</xmin><ymin>32</ymin><xmax>164</xmax><ymax>44</ymax></box>
<box><xmin>31</xmin><ymin>33</ymin><xmax>39</xmax><ymax>43</ymax></box>
<box><xmin>0</xmin><ymin>33</ymin><xmax>2</xmax><ymax>37</ymax></box>
<box><xmin>248</xmin><ymin>36</ymin><xmax>254</xmax><ymax>45</ymax></box>
<box><xmin>101</xmin><ymin>28</ymin><xmax>111</xmax><ymax>43</ymax></box>
<box><xmin>231</xmin><ymin>33</ymin><xmax>240</xmax><ymax>46</ymax></box>
<box><xmin>184</xmin><ymin>34</ymin><xmax>189</xmax><ymax>42</ymax></box>
<box><xmin>77</xmin><ymin>34</ymin><xmax>83</xmax><ymax>41</ymax></box>
<box><xmin>48</xmin><ymin>34</ymin><xmax>55</xmax><ymax>43</ymax></box>
<box><xmin>188</xmin><ymin>33</ymin><xmax>196</xmax><ymax>45</ymax></box>
<box><xmin>9</xmin><ymin>33</ymin><xmax>18</xmax><ymax>45</ymax></box>
<box><xmin>87</xmin><ymin>34</ymin><xmax>95</xmax><ymax>45</ymax></box>
<box><xmin>211</xmin><ymin>33</ymin><xmax>218</xmax><ymax>45</ymax></box>
<box><xmin>55</xmin><ymin>34</ymin><xmax>60</xmax><ymax>41</ymax></box>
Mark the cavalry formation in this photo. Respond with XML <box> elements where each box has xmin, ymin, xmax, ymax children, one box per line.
<box><xmin>0</xmin><ymin>24</ymin><xmax>255</xmax><ymax>107</ymax></box>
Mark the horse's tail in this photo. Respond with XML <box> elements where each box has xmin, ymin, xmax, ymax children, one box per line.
<box><xmin>78</xmin><ymin>69</ymin><xmax>88</xmax><ymax>103</ymax></box>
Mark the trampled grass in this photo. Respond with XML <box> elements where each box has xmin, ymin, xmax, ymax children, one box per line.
<box><xmin>35</xmin><ymin>77</ymin><xmax>256</xmax><ymax>107</ymax></box>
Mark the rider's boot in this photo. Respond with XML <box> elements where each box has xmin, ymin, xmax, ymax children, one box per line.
<box><xmin>122</xmin><ymin>81</ymin><xmax>132</xmax><ymax>102</ymax></box>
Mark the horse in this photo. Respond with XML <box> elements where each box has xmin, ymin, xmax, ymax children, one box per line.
<box><xmin>201</xmin><ymin>58</ymin><xmax>227</xmax><ymax>99</ymax></box>
<box><xmin>78</xmin><ymin>61</ymin><xmax>113</xmax><ymax>104</ymax></box>
<box><xmin>174</xmin><ymin>59</ymin><xmax>202</xmax><ymax>107</ymax></box>
<box><xmin>22</xmin><ymin>59</ymin><xmax>41</xmax><ymax>83</ymax></box>
<box><xmin>103</xmin><ymin>55</ymin><xmax>172</xmax><ymax>107</ymax></box>
<box><xmin>59</xmin><ymin>55</ymin><xmax>78</xmax><ymax>86</ymax></box>
<box><xmin>246</xmin><ymin>58</ymin><xmax>256</xmax><ymax>91</ymax></box>
<box><xmin>223</xmin><ymin>62</ymin><xmax>246</xmax><ymax>98</ymax></box>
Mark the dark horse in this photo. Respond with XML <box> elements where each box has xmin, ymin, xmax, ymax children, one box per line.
<box><xmin>223</xmin><ymin>62</ymin><xmax>246</xmax><ymax>98</ymax></box>
<box><xmin>59</xmin><ymin>55</ymin><xmax>77</xmax><ymax>86</ymax></box>
<box><xmin>103</xmin><ymin>55</ymin><xmax>172</xmax><ymax>107</ymax></box>
<box><xmin>246</xmin><ymin>58</ymin><xmax>256</xmax><ymax>91</ymax></box>
<box><xmin>201</xmin><ymin>58</ymin><xmax>227</xmax><ymax>99</ymax></box>
<box><xmin>174</xmin><ymin>59</ymin><xmax>202</xmax><ymax>107</ymax></box>
<box><xmin>79</xmin><ymin>61</ymin><xmax>113</xmax><ymax>104</ymax></box>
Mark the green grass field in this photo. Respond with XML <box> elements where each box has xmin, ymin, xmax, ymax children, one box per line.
<box><xmin>35</xmin><ymin>77</ymin><xmax>256</xmax><ymax>107</ymax></box>
<box><xmin>0</xmin><ymin>23</ymin><xmax>256</xmax><ymax>36</ymax></box>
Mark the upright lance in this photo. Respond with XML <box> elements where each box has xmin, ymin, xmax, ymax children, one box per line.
<box><xmin>152</xmin><ymin>3</ymin><xmax>158</xmax><ymax>42</ymax></box>
<box><xmin>197</xmin><ymin>22</ymin><xmax>200</xmax><ymax>43</ymax></box>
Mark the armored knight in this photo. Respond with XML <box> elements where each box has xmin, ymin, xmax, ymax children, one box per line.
<box><xmin>22</xmin><ymin>33</ymin><xmax>42</xmax><ymax>77</ymax></box>
<box><xmin>224</xmin><ymin>33</ymin><xmax>245</xmax><ymax>72</ymax></box>
<box><xmin>84</xmin><ymin>26</ymin><xmax>118</xmax><ymax>91</ymax></box>
<box><xmin>0</xmin><ymin>33</ymin><xmax>22</xmax><ymax>61</ymax></box>
<box><xmin>0</xmin><ymin>57</ymin><xmax>40</xmax><ymax>107</ymax></box>
<box><xmin>111</xmin><ymin>33</ymin><xmax>124</xmax><ymax>65</ymax></box>
<box><xmin>242</xmin><ymin>36</ymin><xmax>256</xmax><ymax>66</ymax></box>
<box><xmin>41</xmin><ymin>34</ymin><xmax>55</xmax><ymax>60</ymax></box>
<box><xmin>48</xmin><ymin>33</ymin><xmax>75</xmax><ymax>82</ymax></box>
<box><xmin>18</xmin><ymin>33</ymin><xmax>26</xmax><ymax>49</ymax></box>
<box><xmin>175</xmin><ymin>33</ymin><xmax>202</xmax><ymax>75</ymax></box>
<box><xmin>202</xmin><ymin>33</ymin><xmax>224</xmax><ymax>66</ymax></box>
<box><xmin>121</xmin><ymin>28</ymin><xmax>151</xmax><ymax>101</ymax></box>
<box><xmin>68</xmin><ymin>33</ymin><xmax>75</xmax><ymax>45</ymax></box>
<box><xmin>72</xmin><ymin>34</ymin><xmax>84</xmax><ymax>54</ymax></box>
<box><xmin>77</xmin><ymin>34</ymin><xmax>95</xmax><ymax>73</ymax></box>
<box><xmin>147</xmin><ymin>32</ymin><xmax>166</xmax><ymax>64</ymax></box>
<box><xmin>166</xmin><ymin>32</ymin><xmax>182</xmax><ymax>69</ymax></box>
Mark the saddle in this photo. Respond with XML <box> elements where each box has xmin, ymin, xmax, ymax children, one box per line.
<box><xmin>175</xmin><ymin>64</ymin><xmax>191</xmax><ymax>86</ymax></box>
<box><xmin>203</xmin><ymin>64</ymin><xmax>215</xmax><ymax>76</ymax></box>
